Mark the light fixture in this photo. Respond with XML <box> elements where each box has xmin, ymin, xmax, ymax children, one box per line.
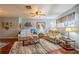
<box><xmin>30</xmin><ymin>11</ymin><xmax>45</xmax><ymax>17</ymax></box>
<box><xmin>65</xmin><ymin>27</ymin><xmax>73</xmax><ymax>38</ymax></box>
<box><xmin>65</xmin><ymin>27</ymin><xmax>72</xmax><ymax>32</ymax></box>
<box><xmin>25</xmin><ymin>5</ymin><xmax>32</xmax><ymax>9</ymax></box>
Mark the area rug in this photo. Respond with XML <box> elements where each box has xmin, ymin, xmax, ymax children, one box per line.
<box><xmin>0</xmin><ymin>42</ymin><xmax>9</xmax><ymax>48</ymax></box>
<box><xmin>9</xmin><ymin>39</ymin><xmax>61</xmax><ymax>54</ymax></box>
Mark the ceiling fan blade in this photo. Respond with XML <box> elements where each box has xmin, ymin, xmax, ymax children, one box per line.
<box><xmin>38</xmin><ymin>14</ymin><xmax>45</xmax><ymax>16</ymax></box>
<box><xmin>30</xmin><ymin>13</ymin><xmax>35</xmax><ymax>14</ymax></box>
<box><xmin>30</xmin><ymin>14</ymin><xmax>36</xmax><ymax>17</ymax></box>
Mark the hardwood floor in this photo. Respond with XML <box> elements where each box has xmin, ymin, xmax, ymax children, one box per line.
<box><xmin>0</xmin><ymin>38</ymin><xmax>79</xmax><ymax>54</ymax></box>
<box><xmin>48</xmin><ymin>48</ymin><xmax>79</xmax><ymax>54</ymax></box>
<box><xmin>0</xmin><ymin>38</ymin><xmax>18</xmax><ymax>54</ymax></box>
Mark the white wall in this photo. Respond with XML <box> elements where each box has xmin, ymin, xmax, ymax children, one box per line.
<box><xmin>20</xmin><ymin>18</ymin><xmax>56</xmax><ymax>33</ymax></box>
<box><xmin>0</xmin><ymin>17</ymin><xmax>19</xmax><ymax>39</ymax></box>
<box><xmin>56</xmin><ymin>5</ymin><xmax>79</xmax><ymax>49</ymax></box>
<box><xmin>70</xmin><ymin>5</ymin><xmax>79</xmax><ymax>49</ymax></box>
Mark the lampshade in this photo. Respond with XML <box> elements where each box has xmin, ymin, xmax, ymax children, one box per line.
<box><xmin>65</xmin><ymin>27</ymin><xmax>79</xmax><ymax>32</ymax></box>
<box><xmin>65</xmin><ymin>27</ymin><xmax>72</xmax><ymax>32</ymax></box>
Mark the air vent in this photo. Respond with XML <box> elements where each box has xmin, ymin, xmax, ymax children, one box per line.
<box><xmin>25</xmin><ymin>6</ymin><xmax>32</xmax><ymax>9</ymax></box>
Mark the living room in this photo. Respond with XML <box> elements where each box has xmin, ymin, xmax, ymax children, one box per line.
<box><xmin>0</xmin><ymin>4</ymin><xmax>79</xmax><ymax>54</ymax></box>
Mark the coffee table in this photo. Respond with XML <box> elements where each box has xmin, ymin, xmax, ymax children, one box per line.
<box><xmin>18</xmin><ymin>35</ymin><xmax>39</xmax><ymax>46</ymax></box>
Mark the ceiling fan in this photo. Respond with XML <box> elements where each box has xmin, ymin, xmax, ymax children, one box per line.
<box><xmin>29</xmin><ymin>11</ymin><xmax>45</xmax><ymax>17</ymax></box>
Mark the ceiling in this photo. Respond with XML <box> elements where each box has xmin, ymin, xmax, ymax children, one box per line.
<box><xmin>0</xmin><ymin>4</ymin><xmax>76</xmax><ymax>19</ymax></box>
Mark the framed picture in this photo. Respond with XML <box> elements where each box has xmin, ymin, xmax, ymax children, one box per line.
<box><xmin>24</xmin><ymin>22</ymin><xmax>32</xmax><ymax>27</ymax></box>
<box><xmin>36</xmin><ymin>22</ymin><xmax>45</xmax><ymax>30</ymax></box>
<box><xmin>1</xmin><ymin>22</ymin><xmax>13</xmax><ymax>30</ymax></box>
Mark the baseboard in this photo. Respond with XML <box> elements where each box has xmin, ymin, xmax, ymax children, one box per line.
<box><xmin>0</xmin><ymin>37</ymin><xmax>18</xmax><ymax>39</ymax></box>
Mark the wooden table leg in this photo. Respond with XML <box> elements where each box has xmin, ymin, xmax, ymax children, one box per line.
<box><xmin>23</xmin><ymin>41</ymin><xmax>24</xmax><ymax>46</ymax></box>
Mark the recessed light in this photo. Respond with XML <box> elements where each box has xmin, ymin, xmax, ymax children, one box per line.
<box><xmin>25</xmin><ymin>6</ymin><xmax>32</xmax><ymax>9</ymax></box>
